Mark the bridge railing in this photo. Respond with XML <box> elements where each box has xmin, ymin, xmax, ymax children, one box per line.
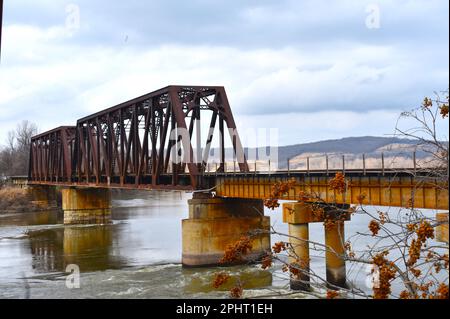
<box><xmin>202</xmin><ymin>150</ymin><xmax>439</xmax><ymax>176</ymax></box>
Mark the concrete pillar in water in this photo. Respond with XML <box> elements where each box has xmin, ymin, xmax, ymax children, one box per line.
<box><xmin>436</xmin><ymin>212</ymin><xmax>449</xmax><ymax>243</ymax></box>
<box><xmin>288</xmin><ymin>223</ymin><xmax>310</xmax><ymax>291</ymax></box>
<box><xmin>283</xmin><ymin>201</ymin><xmax>350</xmax><ymax>290</ymax></box>
<box><xmin>182</xmin><ymin>195</ymin><xmax>270</xmax><ymax>267</ymax></box>
<box><xmin>62</xmin><ymin>188</ymin><xmax>111</xmax><ymax>225</ymax></box>
<box><xmin>282</xmin><ymin>202</ymin><xmax>316</xmax><ymax>291</ymax></box>
<box><xmin>324</xmin><ymin>220</ymin><xmax>347</xmax><ymax>289</ymax></box>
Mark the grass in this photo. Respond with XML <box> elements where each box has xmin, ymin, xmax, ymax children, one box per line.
<box><xmin>0</xmin><ymin>187</ymin><xmax>45</xmax><ymax>213</ymax></box>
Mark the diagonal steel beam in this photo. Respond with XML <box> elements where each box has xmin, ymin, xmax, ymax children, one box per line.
<box><xmin>168</xmin><ymin>88</ymin><xmax>199</xmax><ymax>188</ymax></box>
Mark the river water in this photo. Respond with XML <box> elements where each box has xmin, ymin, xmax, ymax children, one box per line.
<box><xmin>0</xmin><ymin>190</ymin><xmax>443</xmax><ymax>299</ymax></box>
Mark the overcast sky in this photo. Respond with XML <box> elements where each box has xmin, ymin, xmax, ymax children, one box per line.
<box><xmin>0</xmin><ymin>0</ymin><xmax>448</xmax><ymax>146</ymax></box>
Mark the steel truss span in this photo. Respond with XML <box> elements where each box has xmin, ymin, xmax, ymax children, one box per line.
<box><xmin>28</xmin><ymin>85</ymin><xmax>448</xmax><ymax>211</ymax></box>
<box><xmin>29</xmin><ymin>86</ymin><xmax>249</xmax><ymax>190</ymax></box>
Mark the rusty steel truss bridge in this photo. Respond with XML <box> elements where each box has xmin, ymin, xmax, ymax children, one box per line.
<box><xmin>28</xmin><ymin>85</ymin><xmax>449</xmax><ymax>210</ymax></box>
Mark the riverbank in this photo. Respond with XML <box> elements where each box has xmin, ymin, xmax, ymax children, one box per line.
<box><xmin>0</xmin><ymin>187</ymin><xmax>48</xmax><ymax>214</ymax></box>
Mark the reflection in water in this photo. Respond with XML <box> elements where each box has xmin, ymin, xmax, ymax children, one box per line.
<box><xmin>28</xmin><ymin>229</ymin><xmax>63</xmax><ymax>273</ymax></box>
<box><xmin>63</xmin><ymin>226</ymin><xmax>115</xmax><ymax>271</ymax></box>
<box><xmin>27</xmin><ymin>225</ymin><xmax>126</xmax><ymax>273</ymax></box>
<box><xmin>0</xmin><ymin>190</ymin><xmax>276</xmax><ymax>298</ymax></box>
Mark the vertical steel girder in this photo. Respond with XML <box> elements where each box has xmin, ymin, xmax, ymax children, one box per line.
<box><xmin>28</xmin><ymin>86</ymin><xmax>249</xmax><ymax>189</ymax></box>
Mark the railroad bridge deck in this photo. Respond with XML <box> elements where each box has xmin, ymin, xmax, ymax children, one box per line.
<box><xmin>24</xmin><ymin>85</ymin><xmax>449</xmax><ymax>286</ymax></box>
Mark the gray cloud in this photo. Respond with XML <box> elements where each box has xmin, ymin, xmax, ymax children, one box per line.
<box><xmin>0</xmin><ymin>0</ymin><xmax>448</xmax><ymax>144</ymax></box>
<box><xmin>4</xmin><ymin>0</ymin><xmax>448</xmax><ymax>48</ymax></box>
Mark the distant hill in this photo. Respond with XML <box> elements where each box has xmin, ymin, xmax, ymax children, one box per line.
<box><xmin>238</xmin><ymin>136</ymin><xmax>439</xmax><ymax>170</ymax></box>
<box><xmin>270</xmin><ymin>136</ymin><xmax>420</xmax><ymax>168</ymax></box>
<box><xmin>210</xmin><ymin>136</ymin><xmax>445</xmax><ymax>171</ymax></box>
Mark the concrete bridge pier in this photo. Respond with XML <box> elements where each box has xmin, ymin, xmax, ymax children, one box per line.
<box><xmin>283</xmin><ymin>201</ymin><xmax>350</xmax><ymax>291</ymax></box>
<box><xmin>287</xmin><ymin>222</ymin><xmax>310</xmax><ymax>291</ymax></box>
<box><xmin>324</xmin><ymin>220</ymin><xmax>347</xmax><ymax>289</ymax></box>
<box><xmin>61</xmin><ymin>188</ymin><xmax>112</xmax><ymax>225</ymax></box>
<box><xmin>436</xmin><ymin>212</ymin><xmax>449</xmax><ymax>243</ymax></box>
<box><xmin>182</xmin><ymin>194</ymin><xmax>271</xmax><ymax>267</ymax></box>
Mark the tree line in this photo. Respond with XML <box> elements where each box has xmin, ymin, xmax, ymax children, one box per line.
<box><xmin>0</xmin><ymin>120</ymin><xmax>38</xmax><ymax>177</ymax></box>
